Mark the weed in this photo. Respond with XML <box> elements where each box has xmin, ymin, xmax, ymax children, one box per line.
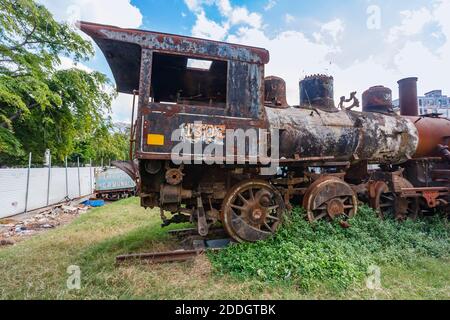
<box><xmin>209</xmin><ymin>206</ymin><xmax>449</xmax><ymax>291</ymax></box>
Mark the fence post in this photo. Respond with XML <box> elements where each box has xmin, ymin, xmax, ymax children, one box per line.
<box><xmin>77</xmin><ymin>157</ymin><xmax>81</xmax><ymax>197</ymax></box>
<box><xmin>65</xmin><ymin>156</ymin><xmax>69</xmax><ymax>199</ymax></box>
<box><xmin>24</xmin><ymin>152</ymin><xmax>32</xmax><ymax>213</ymax></box>
<box><xmin>101</xmin><ymin>158</ymin><xmax>103</xmax><ymax>168</ymax></box>
<box><xmin>89</xmin><ymin>158</ymin><xmax>93</xmax><ymax>194</ymax></box>
<box><xmin>46</xmin><ymin>152</ymin><xmax>52</xmax><ymax>206</ymax></box>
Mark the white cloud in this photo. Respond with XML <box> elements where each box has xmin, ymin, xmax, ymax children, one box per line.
<box><xmin>387</xmin><ymin>8</ymin><xmax>433</xmax><ymax>42</ymax></box>
<box><xmin>37</xmin><ymin>0</ymin><xmax>143</xmax><ymax>28</ymax></box>
<box><xmin>320</xmin><ymin>19</ymin><xmax>345</xmax><ymax>43</ymax></box>
<box><xmin>284</xmin><ymin>14</ymin><xmax>295</xmax><ymax>24</ymax></box>
<box><xmin>110</xmin><ymin>93</ymin><xmax>134</xmax><ymax>123</ymax></box>
<box><xmin>264</xmin><ymin>0</ymin><xmax>277</xmax><ymax>11</ymax></box>
<box><xmin>229</xmin><ymin>7</ymin><xmax>262</xmax><ymax>28</ymax></box>
<box><xmin>56</xmin><ymin>56</ymin><xmax>93</xmax><ymax>73</ymax></box>
<box><xmin>217</xmin><ymin>0</ymin><xmax>233</xmax><ymax>16</ymax></box>
<box><xmin>184</xmin><ymin>0</ymin><xmax>263</xmax><ymax>38</ymax></box>
<box><xmin>192</xmin><ymin>11</ymin><xmax>229</xmax><ymax>40</ymax></box>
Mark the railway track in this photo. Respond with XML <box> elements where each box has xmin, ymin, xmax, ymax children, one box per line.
<box><xmin>115</xmin><ymin>227</ymin><xmax>231</xmax><ymax>265</ymax></box>
<box><xmin>116</xmin><ymin>248</ymin><xmax>222</xmax><ymax>264</ymax></box>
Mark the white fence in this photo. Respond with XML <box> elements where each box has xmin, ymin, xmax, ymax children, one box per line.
<box><xmin>0</xmin><ymin>166</ymin><xmax>95</xmax><ymax>219</ymax></box>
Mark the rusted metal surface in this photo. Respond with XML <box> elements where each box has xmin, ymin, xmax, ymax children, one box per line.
<box><xmin>404</xmin><ymin>116</ymin><xmax>450</xmax><ymax>158</ymax></box>
<box><xmin>438</xmin><ymin>144</ymin><xmax>450</xmax><ymax>161</ymax></box>
<box><xmin>302</xmin><ymin>176</ymin><xmax>357</xmax><ymax>222</ymax></box>
<box><xmin>299</xmin><ymin>74</ymin><xmax>336</xmax><ymax>111</ymax></box>
<box><xmin>398</xmin><ymin>77</ymin><xmax>419</xmax><ymax>116</ymax></box>
<box><xmin>79</xmin><ymin>21</ymin><xmax>269</xmax><ymax>94</ymax></box>
<box><xmin>264</xmin><ymin>76</ymin><xmax>288</xmax><ymax>108</ymax></box>
<box><xmin>362</xmin><ymin>86</ymin><xmax>394</xmax><ymax>114</ymax></box>
<box><xmin>221</xmin><ymin>180</ymin><xmax>285</xmax><ymax>243</ymax></box>
<box><xmin>338</xmin><ymin>91</ymin><xmax>360</xmax><ymax>111</ymax></box>
<box><xmin>168</xmin><ymin>227</ymin><xmax>227</xmax><ymax>239</ymax></box>
<box><xmin>266</xmin><ymin>106</ymin><xmax>418</xmax><ymax>164</ymax></box>
<box><xmin>370</xmin><ymin>177</ymin><xmax>420</xmax><ymax>220</ymax></box>
<box><xmin>116</xmin><ymin>248</ymin><xmax>221</xmax><ymax>264</ymax></box>
<box><xmin>401</xmin><ymin>187</ymin><xmax>449</xmax><ymax>208</ymax></box>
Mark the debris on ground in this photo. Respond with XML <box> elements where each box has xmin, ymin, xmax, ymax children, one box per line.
<box><xmin>0</xmin><ymin>200</ymin><xmax>97</xmax><ymax>245</ymax></box>
<box><xmin>0</xmin><ymin>239</ymin><xmax>15</xmax><ymax>246</ymax></box>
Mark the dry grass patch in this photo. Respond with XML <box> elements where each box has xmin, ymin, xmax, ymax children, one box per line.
<box><xmin>0</xmin><ymin>198</ymin><xmax>448</xmax><ymax>300</ymax></box>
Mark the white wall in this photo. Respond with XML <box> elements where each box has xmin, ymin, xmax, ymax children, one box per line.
<box><xmin>0</xmin><ymin>167</ymin><xmax>95</xmax><ymax>219</ymax></box>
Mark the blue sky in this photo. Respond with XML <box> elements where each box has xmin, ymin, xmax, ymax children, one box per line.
<box><xmin>39</xmin><ymin>0</ymin><xmax>450</xmax><ymax>121</ymax></box>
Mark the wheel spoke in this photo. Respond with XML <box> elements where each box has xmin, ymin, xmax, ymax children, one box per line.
<box><xmin>341</xmin><ymin>196</ymin><xmax>350</xmax><ymax>204</ymax></box>
<box><xmin>266</xmin><ymin>205</ymin><xmax>279</xmax><ymax>211</ymax></box>
<box><xmin>264</xmin><ymin>222</ymin><xmax>273</xmax><ymax>232</ymax></box>
<box><xmin>314</xmin><ymin>211</ymin><xmax>328</xmax><ymax>221</ymax></box>
<box><xmin>381</xmin><ymin>194</ymin><xmax>395</xmax><ymax>201</ymax></box>
<box><xmin>230</xmin><ymin>204</ymin><xmax>245</xmax><ymax>211</ymax></box>
<box><xmin>237</xmin><ymin>193</ymin><xmax>249</xmax><ymax>204</ymax></box>
<box><xmin>249</xmin><ymin>188</ymin><xmax>255</xmax><ymax>200</ymax></box>
<box><xmin>267</xmin><ymin>215</ymin><xmax>280</xmax><ymax>221</ymax></box>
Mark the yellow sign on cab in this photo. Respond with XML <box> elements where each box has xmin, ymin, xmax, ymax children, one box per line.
<box><xmin>147</xmin><ymin>134</ymin><xmax>165</xmax><ymax>146</ymax></box>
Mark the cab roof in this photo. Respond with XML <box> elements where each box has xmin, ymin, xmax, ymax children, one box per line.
<box><xmin>78</xmin><ymin>21</ymin><xmax>270</xmax><ymax>94</ymax></box>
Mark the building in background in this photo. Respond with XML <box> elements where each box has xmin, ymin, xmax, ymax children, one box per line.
<box><xmin>393</xmin><ymin>89</ymin><xmax>450</xmax><ymax>118</ymax></box>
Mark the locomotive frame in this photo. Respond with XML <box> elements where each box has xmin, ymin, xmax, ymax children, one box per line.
<box><xmin>80</xmin><ymin>22</ymin><xmax>449</xmax><ymax>243</ymax></box>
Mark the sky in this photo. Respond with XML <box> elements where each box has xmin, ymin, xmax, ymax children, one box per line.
<box><xmin>37</xmin><ymin>0</ymin><xmax>450</xmax><ymax>122</ymax></box>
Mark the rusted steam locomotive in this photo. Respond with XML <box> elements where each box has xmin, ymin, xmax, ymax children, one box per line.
<box><xmin>80</xmin><ymin>22</ymin><xmax>450</xmax><ymax>242</ymax></box>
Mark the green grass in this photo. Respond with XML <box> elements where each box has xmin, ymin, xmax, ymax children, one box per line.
<box><xmin>209</xmin><ymin>207</ymin><xmax>450</xmax><ymax>292</ymax></box>
<box><xmin>0</xmin><ymin>198</ymin><xmax>449</xmax><ymax>300</ymax></box>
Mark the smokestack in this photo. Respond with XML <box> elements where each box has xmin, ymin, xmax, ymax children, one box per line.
<box><xmin>299</xmin><ymin>74</ymin><xmax>336</xmax><ymax>111</ymax></box>
<box><xmin>264</xmin><ymin>76</ymin><xmax>289</xmax><ymax>108</ymax></box>
<box><xmin>398</xmin><ymin>77</ymin><xmax>419</xmax><ymax>116</ymax></box>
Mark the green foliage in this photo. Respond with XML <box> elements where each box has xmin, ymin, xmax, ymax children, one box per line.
<box><xmin>0</xmin><ymin>126</ymin><xmax>24</xmax><ymax>163</ymax></box>
<box><xmin>0</xmin><ymin>0</ymin><xmax>128</xmax><ymax>165</ymax></box>
<box><xmin>0</xmin><ymin>0</ymin><xmax>93</xmax><ymax>125</ymax></box>
<box><xmin>209</xmin><ymin>206</ymin><xmax>450</xmax><ymax>291</ymax></box>
<box><xmin>69</xmin><ymin>122</ymin><xmax>130</xmax><ymax>164</ymax></box>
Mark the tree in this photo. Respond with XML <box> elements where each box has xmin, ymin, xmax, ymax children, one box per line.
<box><xmin>0</xmin><ymin>0</ymin><xmax>118</xmax><ymax>165</ymax></box>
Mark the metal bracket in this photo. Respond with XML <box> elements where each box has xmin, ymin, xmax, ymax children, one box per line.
<box><xmin>196</xmin><ymin>196</ymin><xmax>209</xmax><ymax>237</ymax></box>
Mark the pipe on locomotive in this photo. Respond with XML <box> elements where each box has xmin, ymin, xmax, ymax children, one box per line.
<box><xmin>397</xmin><ymin>77</ymin><xmax>450</xmax><ymax>161</ymax></box>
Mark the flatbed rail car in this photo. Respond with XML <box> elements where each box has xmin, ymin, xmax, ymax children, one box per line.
<box><xmin>80</xmin><ymin>21</ymin><xmax>449</xmax><ymax>242</ymax></box>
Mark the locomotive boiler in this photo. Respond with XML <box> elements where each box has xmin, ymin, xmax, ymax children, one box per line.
<box><xmin>80</xmin><ymin>22</ymin><xmax>449</xmax><ymax>243</ymax></box>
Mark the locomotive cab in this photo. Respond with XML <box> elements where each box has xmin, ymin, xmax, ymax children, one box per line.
<box><xmin>79</xmin><ymin>21</ymin><xmax>270</xmax><ymax>162</ymax></box>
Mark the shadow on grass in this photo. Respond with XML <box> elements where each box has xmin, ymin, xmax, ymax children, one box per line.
<box><xmin>77</xmin><ymin>221</ymin><xmax>193</xmax><ymax>273</ymax></box>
